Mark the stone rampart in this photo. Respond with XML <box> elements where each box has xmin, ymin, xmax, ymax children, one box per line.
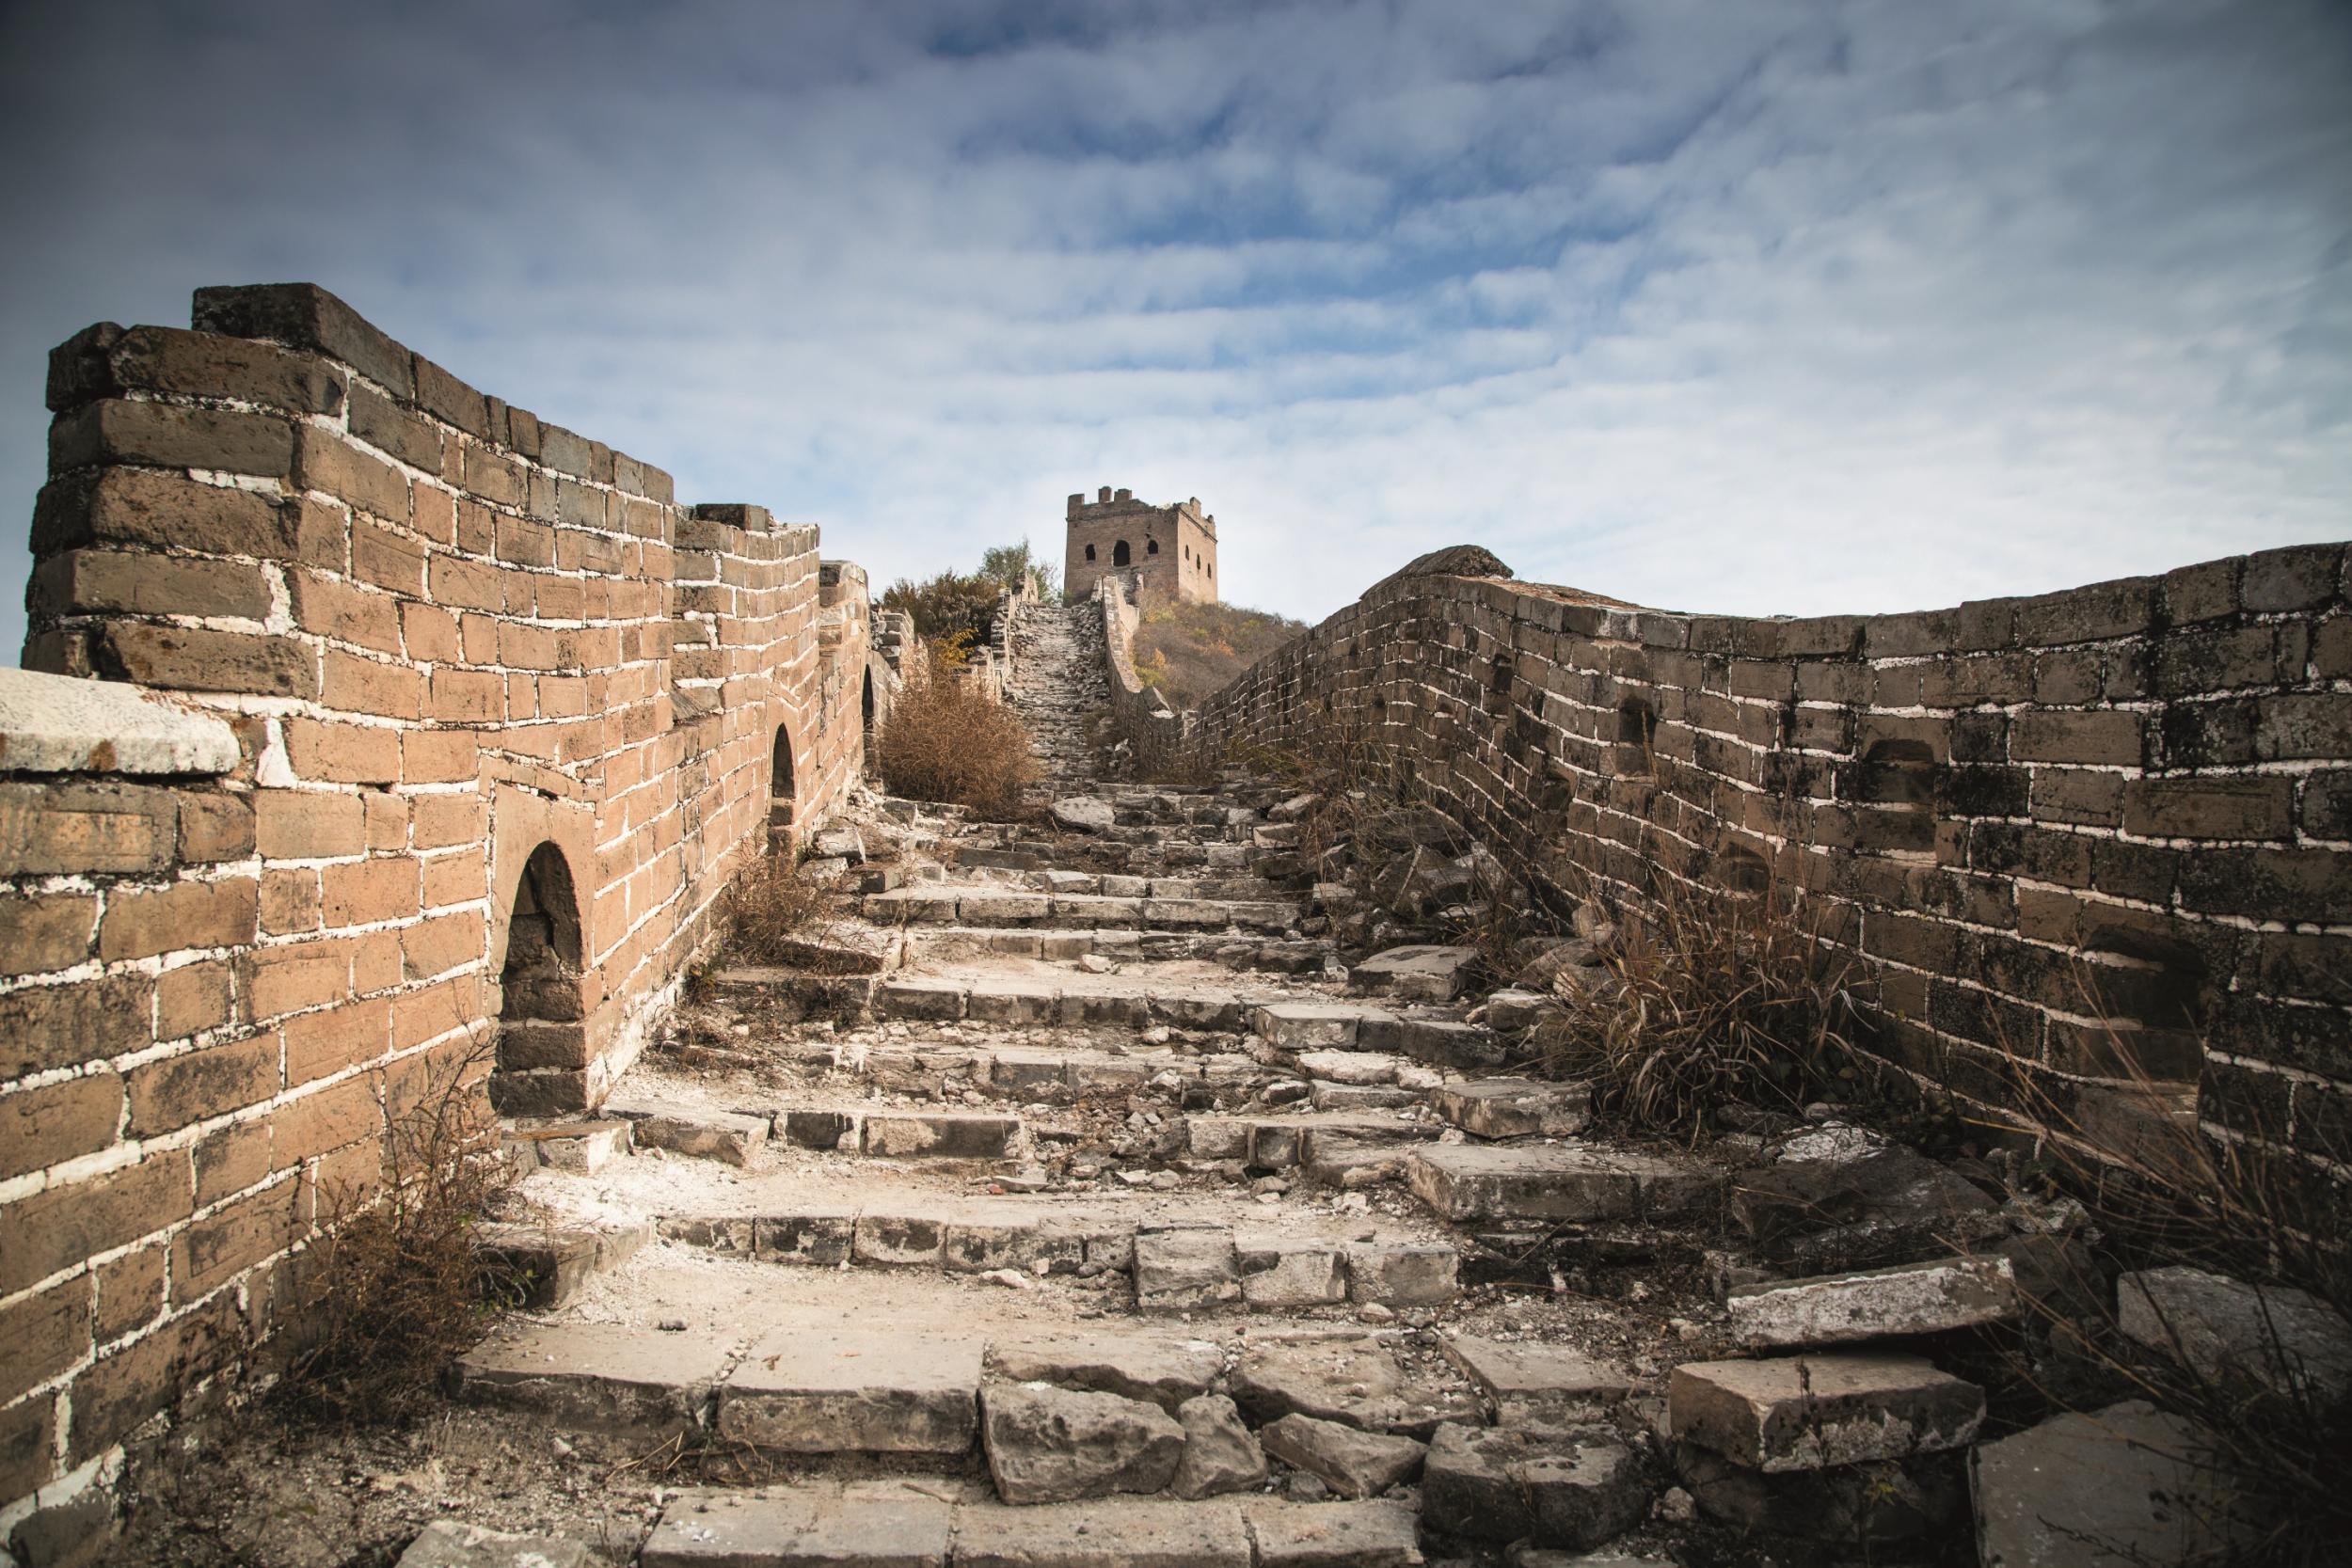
<box><xmin>0</xmin><ymin>284</ymin><xmax>869</xmax><ymax>1523</ymax></box>
<box><xmin>1188</xmin><ymin>544</ymin><xmax>2351</xmax><ymax>1159</ymax></box>
<box><xmin>1094</xmin><ymin>575</ymin><xmax>1188</xmax><ymax>774</ymax></box>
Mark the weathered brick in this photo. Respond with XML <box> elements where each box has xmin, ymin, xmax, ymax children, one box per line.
<box><xmin>125</xmin><ymin>1035</ymin><xmax>279</xmax><ymax>1136</ymax></box>
<box><xmin>282</xmin><ymin>718</ymin><xmax>399</xmax><ymax>784</ymax></box>
<box><xmin>97</xmin><ymin>877</ymin><xmax>258</xmax><ymax>961</ymax></box>
<box><xmin>177</xmin><ymin>794</ymin><xmax>255</xmax><ymax>863</ymax></box>
<box><xmin>2027</xmin><ymin>768</ymin><xmax>2124</xmax><ymax>827</ymax></box>
<box><xmin>0</xmin><ymin>1073</ymin><xmax>123</xmax><ymax>1182</ymax></box>
<box><xmin>254</xmin><ymin>789</ymin><xmax>366</xmax><ymax>860</ymax></box>
<box><xmin>94</xmin><ymin>1246</ymin><xmax>165</xmax><ymax>1342</ymax></box>
<box><xmin>352</xmin><ymin>516</ymin><xmax>426</xmax><ymax>596</ymax></box>
<box><xmin>50</xmin><ymin>324</ymin><xmax>342</xmax><ymax>417</ymax></box>
<box><xmin>193</xmin><ymin>282</ymin><xmax>416</xmax><ymax>398</ymax></box>
<box><xmin>321</xmin><ymin>649</ymin><xmax>424</xmax><ymax>720</ymax></box>
<box><xmin>320</xmin><ymin>858</ymin><xmax>417</xmax><ymax>927</ymax></box>
<box><xmin>31</xmin><ymin>548</ymin><xmax>273</xmax><ymax>621</ymax></box>
<box><xmin>48</xmin><ymin>399</ymin><xmax>294</xmax><ymax>478</ymax></box>
<box><xmin>271</xmin><ymin>1074</ymin><xmax>382</xmax><ymax>1169</ymax></box>
<box><xmin>67</xmin><ymin>1299</ymin><xmax>236</xmax><ymax>1464</ymax></box>
<box><xmin>156</xmin><ymin>960</ymin><xmax>234</xmax><ymax>1040</ymax></box>
<box><xmin>400</xmin><ymin>910</ymin><xmax>483</xmax><ymax>983</ymax></box>
<box><xmin>2159</xmin><ymin>557</ymin><xmax>2237</xmax><ymax>624</ymax></box>
<box><xmin>94</xmin><ymin>624</ymin><xmax>316</xmax><ymax>698</ymax></box>
<box><xmin>0</xmin><ymin>1395</ymin><xmax>57</xmax><ymax>1501</ymax></box>
<box><xmin>2013</xmin><ymin>578</ymin><xmax>2153</xmax><ymax>646</ymax></box>
<box><xmin>259</xmin><ymin>868</ymin><xmax>322</xmax><ymax>936</ymax></box>
<box><xmin>2178</xmin><ymin>847</ymin><xmax>2352</xmax><ymax>924</ymax></box>
<box><xmin>172</xmin><ymin>1180</ymin><xmax>302</xmax><ymax>1304</ymax></box>
<box><xmin>0</xmin><ymin>893</ymin><xmax>98</xmax><ymax>975</ymax></box>
<box><xmin>190</xmin><ymin>1120</ymin><xmax>270</xmax><ymax>1207</ymax></box>
<box><xmin>461</xmin><ymin>442</ymin><xmax>526</xmax><ymax>508</ymax></box>
<box><xmin>241</xmin><ymin>942</ymin><xmax>349</xmax><ymax>1021</ymax></box>
<box><xmin>30</xmin><ymin>467</ymin><xmax>295</xmax><ymax>561</ymax></box>
<box><xmin>0</xmin><ymin>974</ymin><xmax>153</xmax><ymax>1079</ymax></box>
<box><xmin>0</xmin><ymin>1152</ymin><xmax>193</xmax><ymax>1295</ymax></box>
<box><xmin>402</xmin><ymin>730</ymin><xmax>479</xmax><ymax>784</ymax></box>
<box><xmin>409</xmin><ymin>793</ymin><xmax>483</xmax><ymax>850</ymax></box>
<box><xmin>2122</xmin><ymin>777</ymin><xmax>2293</xmax><ymax>841</ymax></box>
<box><xmin>2255</xmin><ymin>692</ymin><xmax>2352</xmax><ymax>762</ymax></box>
<box><xmin>2239</xmin><ymin>543</ymin><xmax>2342</xmax><ymax>613</ymax></box>
<box><xmin>282</xmin><ymin>997</ymin><xmax>391</xmax><ymax>1084</ymax></box>
<box><xmin>2010</xmin><ymin>710</ymin><xmax>2142</xmax><ymax>767</ymax></box>
<box><xmin>292</xmin><ymin>424</ymin><xmax>409</xmax><ymax>523</ymax></box>
<box><xmin>0</xmin><ymin>781</ymin><xmax>176</xmax><ymax>876</ymax></box>
<box><xmin>2153</xmin><ymin>626</ymin><xmax>2280</xmax><ymax>698</ymax></box>
<box><xmin>2304</xmin><ymin>770</ymin><xmax>2352</xmax><ymax>839</ymax></box>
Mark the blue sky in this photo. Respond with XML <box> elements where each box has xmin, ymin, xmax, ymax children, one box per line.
<box><xmin>1</xmin><ymin>0</ymin><xmax>2346</xmax><ymax>658</ymax></box>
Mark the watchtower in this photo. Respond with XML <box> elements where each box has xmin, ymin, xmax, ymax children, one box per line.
<box><xmin>1064</xmin><ymin>486</ymin><xmax>1218</xmax><ymax>606</ymax></box>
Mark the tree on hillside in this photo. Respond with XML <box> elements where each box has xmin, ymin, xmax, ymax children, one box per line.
<box><xmin>979</xmin><ymin>538</ymin><xmax>1057</xmax><ymax>600</ymax></box>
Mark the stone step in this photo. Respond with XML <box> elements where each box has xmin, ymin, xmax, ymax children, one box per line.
<box><xmin>656</xmin><ymin>1210</ymin><xmax>1459</xmax><ymax>1309</ymax></box>
<box><xmin>603</xmin><ymin>1096</ymin><xmax>771</xmax><ymax>1166</ymax></box>
<box><xmin>1184</xmin><ymin>1111</ymin><xmax>1445</xmax><ymax>1177</ymax></box>
<box><xmin>469</xmin><ymin>1217</ymin><xmax>651</xmax><ymax>1308</ymax></box>
<box><xmin>1402</xmin><ymin>1144</ymin><xmax>1724</xmax><ymax>1226</ymax></box>
<box><xmin>771</xmin><ymin>1104</ymin><xmax>1025</xmax><ymax>1160</ymax></box>
<box><xmin>898</xmin><ymin>927</ymin><xmax>1328</xmax><ymax>973</ymax></box>
<box><xmin>1253</xmin><ymin>1004</ymin><xmax>1503</xmax><ymax>1071</ymax></box>
<box><xmin>792</xmin><ymin>1038</ymin><xmax>1264</xmax><ymax>1102</ymax></box>
<box><xmin>870</xmin><ymin>975</ymin><xmax>1263</xmax><ymax>1032</ymax></box>
<box><xmin>502</xmin><ymin>1117</ymin><xmax>632</xmax><ymax>1173</ymax></box>
<box><xmin>1724</xmin><ymin>1256</ymin><xmax>2018</xmax><ymax>1350</ymax></box>
<box><xmin>1428</xmin><ymin>1080</ymin><xmax>1591</xmax><ymax>1139</ymax></box>
<box><xmin>1666</xmin><ymin>1352</ymin><xmax>1987</xmax><ymax>1472</ymax></box>
<box><xmin>863</xmin><ymin>888</ymin><xmax>1301</xmax><ymax>933</ymax></box>
<box><xmin>719</xmin><ymin>1328</ymin><xmax>984</xmax><ymax>1454</ymax></box>
<box><xmin>1016</xmin><ymin>870</ymin><xmax>1289</xmax><ymax>902</ymax></box>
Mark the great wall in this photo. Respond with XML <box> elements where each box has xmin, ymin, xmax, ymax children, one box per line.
<box><xmin>0</xmin><ymin>286</ymin><xmax>2344</xmax><ymax>1567</ymax></box>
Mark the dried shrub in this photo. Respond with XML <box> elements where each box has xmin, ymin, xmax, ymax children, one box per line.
<box><xmin>881</xmin><ymin>568</ymin><xmax>1005</xmax><ymax>644</ymax></box>
<box><xmin>875</xmin><ymin>635</ymin><xmax>1038</xmax><ymax>816</ymax></box>
<box><xmin>722</xmin><ymin>852</ymin><xmax>840</xmax><ymax>964</ymax></box>
<box><xmin>277</xmin><ymin>1035</ymin><xmax>518</xmax><ymax>1425</ymax></box>
<box><xmin>1530</xmin><ymin>858</ymin><xmax>1863</xmax><ymax>1140</ymax></box>
<box><xmin>1979</xmin><ymin>1043</ymin><xmax>2352</xmax><ymax>1568</ymax></box>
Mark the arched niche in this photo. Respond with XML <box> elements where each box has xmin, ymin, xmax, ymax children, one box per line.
<box><xmin>492</xmin><ymin>841</ymin><xmax>585</xmax><ymax>1110</ymax></box>
<box><xmin>1616</xmin><ymin>695</ymin><xmax>1658</xmax><ymax>776</ymax></box>
<box><xmin>1855</xmin><ymin>737</ymin><xmax>1937</xmax><ymax>857</ymax></box>
<box><xmin>771</xmin><ymin>723</ymin><xmax>798</xmax><ymax>846</ymax></box>
<box><xmin>1113</xmin><ymin>539</ymin><xmax>1132</xmax><ymax>567</ymax></box>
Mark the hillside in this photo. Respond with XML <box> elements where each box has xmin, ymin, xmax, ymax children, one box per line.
<box><xmin>1128</xmin><ymin>599</ymin><xmax>1306</xmax><ymax>711</ymax></box>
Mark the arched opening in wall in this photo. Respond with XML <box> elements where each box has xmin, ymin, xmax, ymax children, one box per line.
<box><xmin>1147</xmin><ymin>538</ymin><xmax>1159</xmax><ymax>555</ymax></box>
<box><xmin>1856</xmin><ymin>738</ymin><xmax>1937</xmax><ymax>857</ymax></box>
<box><xmin>1113</xmin><ymin>540</ymin><xmax>1132</xmax><ymax>567</ymax></box>
<box><xmin>1616</xmin><ymin>696</ymin><xmax>1658</xmax><ymax>776</ymax></box>
<box><xmin>771</xmin><ymin>725</ymin><xmax>797</xmax><ymax>846</ymax></box>
<box><xmin>1714</xmin><ymin>843</ymin><xmax>1772</xmax><ymax>897</ymax></box>
<box><xmin>1086</xmin><ymin>544</ymin><xmax>1097</xmax><ymax>562</ymax></box>
<box><xmin>493</xmin><ymin>842</ymin><xmax>584</xmax><ymax>1114</ymax></box>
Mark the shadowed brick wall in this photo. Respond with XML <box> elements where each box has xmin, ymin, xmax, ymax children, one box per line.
<box><xmin>0</xmin><ymin>284</ymin><xmax>869</xmax><ymax>1536</ymax></box>
<box><xmin>1187</xmin><ymin>544</ymin><xmax>2351</xmax><ymax>1165</ymax></box>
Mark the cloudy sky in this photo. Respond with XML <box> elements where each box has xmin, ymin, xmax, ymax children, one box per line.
<box><xmin>1</xmin><ymin>0</ymin><xmax>2345</xmax><ymax>657</ymax></box>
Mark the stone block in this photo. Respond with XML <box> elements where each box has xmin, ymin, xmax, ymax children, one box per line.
<box><xmin>1232</xmin><ymin>1336</ymin><xmax>1479</xmax><ymax>1436</ymax></box>
<box><xmin>981</xmin><ymin>1383</ymin><xmax>1184</xmax><ymax>1504</ymax></box>
<box><xmin>1258</xmin><ymin>1413</ymin><xmax>1425</xmax><ymax>1498</ymax></box>
<box><xmin>641</xmin><ymin>1486</ymin><xmax>951</xmax><ymax>1567</ymax></box>
<box><xmin>1440</xmin><ymin>1337</ymin><xmax>1629</xmax><ymax>1416</ymax></box>
<box><xmin>1667</xmin><ymin>1354</ymin><xmax>1984</xmax><ymax>1472</ymax></box>
<box><xmin>1253</xmin><ymin>1003</ymin><xmax>1372</xmax><ymax>1050</ymax></box>
<box><xmin>1242</xmin><ymin>1499</ymin><xmax>1423</xmax><ymax>1568</ymax></box>
<box><xmin>1171</xmin><ymin>1395</ymin><xmax>1265</xmax><ymax>1499</ymax></box>
<box><xmin>1422</xmin><ymin>1423</ymin><xmax>1646</xmax><ymax>1548</ymax></box>
<box><xmin>1133</xmin><ymin>1226</ymin><xmax>1241</xmax><ymax>1311</ymax></box>
<box><xmin>2116</xmin><ymin>1264</ymin><xmax>2352</xmax><ymax>1402</ymax></box>
<box><xmin>454</xmin><ymin>1323</ymin><xmax>728</xmax><ymax>1433</ymax></box>
<box><xmin>397</xmin><ymin>1521</ymin><xmax>593</xmax><ymax>1568</ymax></box>
<box><xmin>720</xmin><ymin>1329</ymin><xmax>981</xmax><ymax>1455</ymax></box>
<box><xmin>1971</xmin><ymin>1401</ymin><xmax>2248</xmax><ymax>1568</ymax></box>
<box><xmin>951</xmin><ymin>1497</ymin><xmax>1250</xmax><ymax>1568</ymax></box>
<box><xmin>1345</xmin><ymin>1243</ymin><xmax>1459</xmax><ymax>1307</ymax></box>
<box><xmin>1430</xmin><ymin>1080</ymin><xmax>1591</xmax><ymax>1138</ymax></box>
<box><xmin>987</xmin><ymin>1334</ymin><xmax>1222</xmax><ymax>1412</ymax></box>
<box><xmin>1350</xmin><ymin>943</ymin><xmax>1480</xmax><ymax>1002</ymax></box>
<box><xmin>1406</xmin><ymin>1144</ymin><xmax>1719</xmax><ymax>1225</ymax></box>
<box><xmin>1237</xmin><ymin>1239</ymin><xmax>1349</xmax><ymax>1307</ymax></box>
<box><xmin>862</xmin><ymin>1113</ymin><xmax>1018</xmax><ymax>1159</ymax></box>
<box><xmin>1725</xmin><ymin>1256</ymin><xmax>2016</xmax><ymax>1349</ymax></box>
<box><xmin>874</xmin><ymin>978</ymin><xmax>966</xmax><ymax>1019</ymax></box>
<box><xmin>1295</xmin><ymin>1049</ymin><xmax>1396</xmax><ymax>1085</ymax></box>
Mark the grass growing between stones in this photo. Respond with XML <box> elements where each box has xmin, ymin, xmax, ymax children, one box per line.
<box><xmin>876</xmin><ymin>634</ymin><xmax>1039</xmax><ymax>817</ymax></box>
<box><xmin>1527</xmin><ymin>860</ymin><xmax>1865</xmax><ymax>1142</ymax></box>
<box><xmin>722</xmin><ymin>852</ymin><xmax>843</xmax><ymax>965</ymax></box>
<box><xmin>276</xmin><ymin>1034</ymin><xmax>523</xmax><ymax>1426</ymax></box>
<box><xmin>1978</xmin><ymin>1044</ymin><xmax>2352</xmax><ymax>1568</ymax></box>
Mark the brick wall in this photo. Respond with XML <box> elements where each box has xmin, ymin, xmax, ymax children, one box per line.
<box><xmin>0</xmin><ymin>284</ymin><xmax>870</xmax><ymax>1533</ymax></box>
<box><xmin>1188</xmin><ymin>544</ymin><xmax>2351</xmax><ymax>1164</ymax></box>
<box><xmin>1094</xmin><ymin>576</ymin><xmax>1188</xmax><ymax>774</ymax></box>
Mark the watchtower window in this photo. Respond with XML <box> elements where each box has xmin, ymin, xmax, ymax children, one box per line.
<box><xmin>1147</xmin><ymin>539</ymin><xmax>1158</xmax><ymax>555</ymax></box>
<box><xmin>1113</xmin><ymin>540</ymin><xmax>1131</xmax><ymax>567</ymax></box>
<box><xmin>1085</xmin><ymin>544</ymin><xmax>1096</xmax><ymax>562</ymax></box>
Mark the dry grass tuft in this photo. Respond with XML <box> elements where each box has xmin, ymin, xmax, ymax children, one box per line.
<box><xmin>723</xmin><ymin>852</ymin><xmax>840</xmax><ymax>964</ymax></box>
<box><xmin>277</xmin><ymin>1036</ymin><xmax>518</xmax><ymax>1425</ymax></box>
<box><xmin>1529</xmin><ymin>858</ymin><xmax>1863</xmax><ymax>1140</ymax></box>
<box><xmin>875</xmin><ymin>635</ymin><xmax>1038</xmax><ymax>817</ymax></box>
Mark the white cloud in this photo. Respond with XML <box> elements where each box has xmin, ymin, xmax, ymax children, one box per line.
<box><xmin>0</xmin><ymin>0</ymin><xmax>2344</xmax><ymax>662</ymax></box>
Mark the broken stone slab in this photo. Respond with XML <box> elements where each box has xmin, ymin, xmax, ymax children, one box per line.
<box><xmin>987</xmin><ymin>1335</ymin><xmax>1224</xmax><ymax>1413</ymax></box>
<box><xmin>1482</xmin><ymin>989</ymin><xmax>1551</xmax><ymax>1034</ymax></box>
<box><xmin>1170</xmin><ymin>1394</ymin><xmax>1267</xmax><ymax>1499</ymax></box>
<box><xmin>1257</xmin><ymin>1413</ymin><xmax>1427</xmax><ymax>1498</ymax></box>
<box><xmin>1350</xmin><ymin>944</ymin><xmax>1481</xmax><ymax>1003</ymax></box>
<box><xmin>1346</xmin><ymin>1243</ymin><xmax>1459</xmax><ymax>1307</ymax></box>
<box><xmin>1133</xmin><ymin>1226</ymin><xmax>1243</xmax><ymax>1311</ymax></box>
<box><xmin>1237</xmin><ymin>1239</ymin><xmax>1350</xmax><ymax>1308</ymax></box>
<box><xmin>961</xmin><ymin>892</ymin><xmax>1057</xmax><ymax>924</ymax></box>
<box><xmin>1243</xmin><ymin>1498</ymin><xmax>1422</xmax><ymax>1568</ymax></box>
<box><xmin>1971</xmin><ymin>1400</ymin><xmax>2249</xmax><ymax>1568</ymax></box>
<box><xmin>718</xmin><ymin>1329</ymin><xmax>981</xmax><ymax>1455</ymax></box>
<box><xmin>453</xmin><ymin>1323</ymin><xmax>730</xmax><ymax>1433</ymax></box>
<box><xmin>1406</xmin><ymin>1144</ymin><xmax>1721</xmax><ymax>1225</ymax></box>
<box><xmin>861</xmin><ymin>1112</ymin><xmax>1020</xmax><ymax>1159</ymax></box>
<box><xmin>1429</xmin><ymin>1080</ymin><xmax>1591</xmax><ymax>1139</ymax></box>
<box><xmin>967</xmin><ymin>983</ymin><xmax>1063</xmax><ymax>1025</ymax></box>
<box><xmin>874</xmin><ymin>976</ymin><xmax>969</xmax><ymax>1018</ymax></box>
<box><xmin>852</xmin><ymin>1212</ymin><xmax>949</xmax><ymax>1268</ymax></box>
<box><xmin>2116</xmin><ymin>1264</ymin><xmax>2352</xmax><ymax>1402</ymax></box>
<box><xmin>1734</xmin><ymin>1137</ymin><xmax>2000</xmax><ymax>1272</ymax></box>
<box><xmin>1295</xmin><ymin>1049</ymin><xmax>1398</xmax><ymax>1085</ymax></box>
<box><xmin>983</xmin><ymin>1383</ymin><xmax>1185</xmax><ymax>1505</ymax></box>
<box><xmin>470</xmin><ymin>1219</ymin><xmax>648</xmax><ymax>1309</ymax></box>
<box><xmin>1253</xmin><ymin>1003</ymin><xmax>1386</xmax><ymax>1050</ymax></box>
<box><xmin>1668</xmin><ymin>1353</ymin><xmax>1984</xmax><ymax>1472</ymax></box>
<box><xmin>1422</xmin><ymin>1423</ymin><xmax>1647</xmax><ymax>1548</ymax></box>
<box><xmin>1051</xmin><ymin>797</ymin><xmax>1118</xmax><ymax>832</ymax></box>
<box><xmin>1725</xmin><ymin>1255</ymin><xmax>2017</xmax><ymax>1349</ymax></box>
<box><xmin>1440</xmin><ymin>1337</ymin><xmax>1630</xmax><ymax>1420</ymax></box>
<box><xmin>503</xmin><ymin>1117</ymin><xmax>630</xmax><ymax>1173</ymax></box>
<box><xmin>945</xmin><ymin>1218</ymin><xmax>1088</xmax><ymax>1276</ymax></box>
<box><xmin>602</xmin><ymin>1099</ymin><xmax>770</xmax><ymax>1165</ymax></box>
<box><xmin>1359</xmin><ymin>1015</ymin><xmax>1505</xmax><ymax>1071</ymax></box>
<box><xmin>1309</xmin><ymin>1082</ymin><xmax>1421</xmax><ymax>1111</ymax></box>
<box><xmin>397</xmin><ymin>1521</ymin><xmax>594</xmax><ymax>1568</ymax></box>
<box><xmin>951</xmin><ymin>1497</ymin><xmax>1251</xmax><ymax>1568</ymax></box>
<box><xmin>640</xmin><ymin>1485</ymin><xmax>953</xmax><ymax>1566</ymax></box>
<box><xmin>1232</xmin><ymin>1336</ymin><xmax>1481</xmax><ymax>1436</ymax></box>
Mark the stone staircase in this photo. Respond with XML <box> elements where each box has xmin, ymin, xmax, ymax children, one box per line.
<box><xmin>429</xmin><ymin>593</ymin><xmax>2033</xmax><ymax>1567</ymax></box>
